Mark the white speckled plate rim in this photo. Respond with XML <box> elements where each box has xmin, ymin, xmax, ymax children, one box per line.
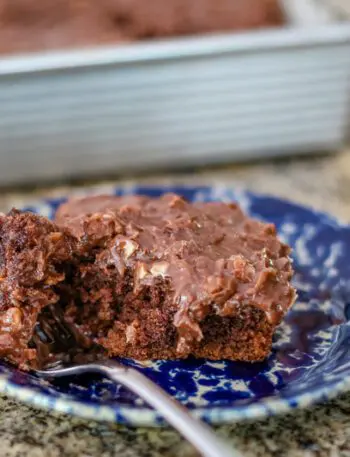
<box><xmin>1</xmin><ymin>374</ymin><xmax>350</xmax><ymax>426</ymax></box>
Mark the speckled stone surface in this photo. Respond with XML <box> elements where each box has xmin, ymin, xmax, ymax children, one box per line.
<box><xmin>1</xmin><ymin>148</ymin><xmax>350</xmax><ymax>457</ymax></box>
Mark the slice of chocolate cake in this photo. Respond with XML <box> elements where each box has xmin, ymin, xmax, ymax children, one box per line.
<box><xmin>0</xmin><ymin>193</ymin><xmax>296</xmax><ymax>369</ymax></box>
<box><xmin>57</xmin><ymin>193</ymin><xmax>296</xmax><ymax>361</ymax></box>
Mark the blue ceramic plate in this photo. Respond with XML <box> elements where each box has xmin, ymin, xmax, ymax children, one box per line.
<box><xmin>1</xmin><ymin>185</ymin><xmax>350</xmax><ymax>426</ymax></box>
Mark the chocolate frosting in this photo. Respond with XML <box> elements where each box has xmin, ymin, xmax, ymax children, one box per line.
<box><xmin>56</xmin><ymin>193</ymin><xmax>295</xmax><ymax>356</ymax></box>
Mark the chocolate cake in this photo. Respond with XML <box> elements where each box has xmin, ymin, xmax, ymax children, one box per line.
<box><xmin>0</xmin><ymin>0</ymin><xmax>283</xmax><ymax>54</ymax></box>
<box><xmin>0</xmin><ymin>194</ymin><xmax>295</xmax><ymax>369</ymax></box>
<box><xmin>0</xmin><ymin>210</ymin><xmax>78</xmax><ymax>367</ymax></box>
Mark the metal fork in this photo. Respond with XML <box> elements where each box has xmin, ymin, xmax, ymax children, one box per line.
<box><xmin>36</xmin><ymin>359</ymin><xmax>240</xmax><ymax>457</ymax></box>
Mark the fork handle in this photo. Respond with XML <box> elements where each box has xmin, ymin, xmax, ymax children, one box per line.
<box><xmin>97</xmin><ymin>360</ymin><xmax>239</xmax><ymax>457</ymax></box>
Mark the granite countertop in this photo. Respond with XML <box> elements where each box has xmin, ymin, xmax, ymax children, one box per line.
<box><xmin>1</xmin><ymin>148</ymin><xmax>350</xmax><ymax>457</ymax></box>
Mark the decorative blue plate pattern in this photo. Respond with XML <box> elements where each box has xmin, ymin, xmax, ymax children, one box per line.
<box><xmin>1</xmin><ymin>184</ymin><xmax>350</xmax><ymax>426</ymax></box>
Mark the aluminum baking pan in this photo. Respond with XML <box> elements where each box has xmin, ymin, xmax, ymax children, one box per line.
<box><xmin>0</xmin><ymin>0</ymin><xmax>349</xmax><ymax>185</ymax></box>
